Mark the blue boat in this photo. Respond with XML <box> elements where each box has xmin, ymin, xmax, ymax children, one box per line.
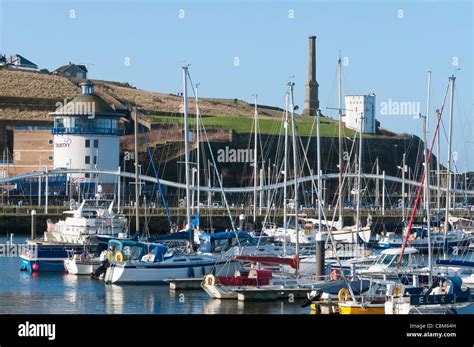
<box><xmin>20</xmin><ymin>198</ymin><xmax>128</xmax><ymax>272</ymax></box>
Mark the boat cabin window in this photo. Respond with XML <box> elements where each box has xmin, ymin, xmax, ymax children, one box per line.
<box><xmin>213</xmin><ymin>239</ymin><xmax>230</xmax><ymax>252</ymax></box>
<box><xmin>82</xmin><ymin>210</ymin><xmax>98</xmax><ymax>218</ymax></box>
<box><xmin>377</xmin><ymin>254</ymin><xmax>396</xmax><ymax>265</ymax></box>
<box><xmin>173</xmin><ymin>259</ymin><xmax>187</xmax><ymax>262</ymax></box>
<box><xmin>376</xmin><ymin>253</ymin><xmax>409</xmax><ymax>267</ymax></box>
<box><xmin>122</xmin><ymin>245</ymin><xmax>143</xmax><ymax>261</ymax></box>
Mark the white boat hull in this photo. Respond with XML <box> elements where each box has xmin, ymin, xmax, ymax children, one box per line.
<box><xmin>64</xmin><ymin>258</ymin><xmax>101</xmax><ymax>275</ymax></box>
<box><xmin>104</xmin><ymin>257</ymin><xmax>241</xmax><ymax>284</ymax></box>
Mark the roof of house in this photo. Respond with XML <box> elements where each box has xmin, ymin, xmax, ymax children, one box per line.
<box><xmin>54</xmin><ymin>63</ymin><xmax>88</xmax><ymax>74</ymax></box>
<box><xmin>7</xmin><ymin>54</ymin><xmax>38</xmax><ymax>68</ymax></box>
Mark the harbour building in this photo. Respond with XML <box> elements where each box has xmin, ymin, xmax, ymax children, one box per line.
<box><xmin>344</xmin><ymin>94</ymin><xmax>377</xmax><ymax>134</ymax></box>
<box><xmin>49</xmin><ymin>82</ymin><xmax>126</xmax><ymax>190</ymax></box>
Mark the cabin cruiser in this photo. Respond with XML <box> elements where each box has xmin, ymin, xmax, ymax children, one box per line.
<box><xmin>385</xmin><ymin>276</ymin><xmax>474</xmax><ymax>314</ymax></box>
<box><xmin>377</xmin><ymin>226</ymin><xmax>472</xmax><ymax>253</ymax></box>
<box><xmin>356</xmin><ymin>247</ymin><xmax>427</xmax><ymax>280</ymax></box>
<box><xmin>261</xmin><ymin>222</ymin><xmax>315</xmax><ymax>245</ymax></box>
<box><xmin>20</xmin><ymin>198</ymin><xmax>127</xmax><ymax>272</ymax></box>
<box><xmin>198</xmin><ymin>231</ymin><xmax>298</xmax><ymax>260</ymax></box>
<box><xmin>261</xmin><ymin>217</ymin><xmax>371</xmax><ymax>245</ymax></box>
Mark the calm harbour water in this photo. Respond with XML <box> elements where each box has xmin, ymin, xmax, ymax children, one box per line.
<box><xmin>0</xmin><ymin>236</ymin><xmax>307</xmax><ymax>314</ymax></box>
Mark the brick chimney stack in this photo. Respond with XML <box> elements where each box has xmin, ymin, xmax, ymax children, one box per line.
<box><xmin>304</xmin><ymin>35</ymin><xmax>319</xmax><ymax>116</ymax></box>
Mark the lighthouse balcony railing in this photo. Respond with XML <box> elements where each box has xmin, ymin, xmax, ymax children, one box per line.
<box><xmin>52</xmin><ymin>127</ymin><xmax>124</xmax><ymax>136</ymax></box>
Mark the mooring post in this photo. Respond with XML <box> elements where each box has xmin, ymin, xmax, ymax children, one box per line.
<box><xmin>31</xmin><ymin>209</ymin><xmax>36</xmax><ymax>240</ymax></box>
<box><xmin>315</xmin><ymin>232</ymin><xmax>326</xmax><ymax>280</ymax></box>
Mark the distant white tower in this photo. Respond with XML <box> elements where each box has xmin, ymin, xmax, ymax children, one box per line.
<box><xmin>344</xmin><ymin>94</ymin><xmax>376</xmax><ymax>134</ymax></box>
<box><xmin>49</xmin><ymin>82</ymin><xmax>125</xmax><ymax>185</ymax></box>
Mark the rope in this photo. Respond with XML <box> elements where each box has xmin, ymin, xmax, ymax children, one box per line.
<box><xmin>139</xmin><ymin>122</ymin><xmax>173</xmax><ymax>228</ymax></box>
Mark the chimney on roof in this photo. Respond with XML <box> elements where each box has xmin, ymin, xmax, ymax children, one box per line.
<box><xmin>80</xmin><ymin>82</ymin><xmax>94</xmax><ymax>95</ymax></box>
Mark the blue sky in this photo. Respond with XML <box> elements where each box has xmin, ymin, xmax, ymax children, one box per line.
<box><xmin>1</xmin><ymin>0</ymin><xmax>473</xmax><ymax>170</ymax></box>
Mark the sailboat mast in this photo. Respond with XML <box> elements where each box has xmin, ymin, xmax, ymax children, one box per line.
<box><xmin>355</xmin><ymin>113</ymin><xmax>365</xmax><ymax>249</ymax></box>
<box><xmin>133</xmin><ymin>106</ymin><xmax>140</xmax><ymax>235</ymax></box>
<box><xmin>289</xmin><ymin>82</ymin><xmax>300</xmax><ymax>266</ymax></box>
<box><xmin>425</xmin><ymin>69</ymin><xmax>432</xmax><ymax>286</ymax></box>
<box><xmin>423</xmin><ymin>113</ymin><xmax>432</xmax><ymax>285</ymax></box>
<box><xmin>436</xmin><ymin>109</ymin><xmax>441</xmax><ymax>214</ymax></box>
<box><xmin>253</xmin><ymin>95</ymin><xmax>258</xmax><ymax>224</ymax></box>
<box><xmin>117</xmin><ymin>166</ymin><xmax>121</xmax><ymax>214</ymax></box>
<box><xmin>283</xmin><ymin>92</ymin><xmax>289</xmax><ymax>254</ymax></box>
<box><xmin>316</xmin><ymin>109</ymin><xmax>322</xmax><ymax>234</ymax></box>
<box><xmin>182</xmin><ymin>66</ymin><xmax>192</xmax><ymax>233</ymax></box>
<box><xmin>338</xmin><ymin>56</ymin><xmax>344</xmax><ymax>225</ymax></box>
<box><xmin>443</xmin><ymin>75</ymin><xmax>455</xmax><ymax>258</ymax></box>
<box><xmin>195</xmin><ymin>83</ymin><xmax>201</xmax><ymax>214</ymax></box>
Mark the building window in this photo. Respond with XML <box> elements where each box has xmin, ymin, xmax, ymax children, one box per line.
<box><xmin>93</xmin><ymin>139</ymin><xmax>99</xmax><ymax>148</ymax></box>
<box><xmin>85</xmin><ymin>173</ymin><xmax>90</xmax><ymax>178</ymax></box>
<box><xmin>93</xmin><ymin>156</ymin><xmax>97</xmax><ymax>165</ymax></box>
<box><xmin>48</xmin><ymin>155</ymin><xmax>53</xmax><ymax>161</ymax></box>
<box><xmin>85</xmin><ymin>156</ymin><xmax>90</xmax><ymax>164</ymax></box>
<box><xmin>85</xmin><ymin>139</ymin><xmax>90</xmax><ymax>148</ymax></box>
<box><xmin>48</xmin><ymin>139</ymin><xmax>53</xmax><ymax>145</ymax></box>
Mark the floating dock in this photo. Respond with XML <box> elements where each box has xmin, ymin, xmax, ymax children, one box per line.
<box><xmin>235</xmin><ymin>287</ymin><xmax>312</xmax><ymax>301</ymax></box>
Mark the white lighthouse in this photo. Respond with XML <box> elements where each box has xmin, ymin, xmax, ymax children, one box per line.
<box><xmin>49</xmin><ymin>82</ymin><xmax>124</xmax><ymax>187</ymax></box>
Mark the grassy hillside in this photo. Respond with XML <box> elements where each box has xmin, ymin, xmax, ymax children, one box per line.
<box><xmin>150</xmin><ymin>114</ymin><xmax>358</xmax><ymax>137</ymax></box>
<box><xmin>0</xmin><ymin>69</ymin><xmax>387</xmax><ymax>139</ymax></box>
<box><xmin>0</xmin><ymin>69</ymin><xmax>79</xmax><ymax>99</ymax></box>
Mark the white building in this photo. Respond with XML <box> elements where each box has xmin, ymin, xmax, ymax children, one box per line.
<box><xmin>344</xmin><ymin>94</ymin><xmax>376</xmax><ymax>134</ymax></box>
<box><xmin>49</xmin><ymin>82</ymin><xmax>125</xmax><ymax>185</ymax></box>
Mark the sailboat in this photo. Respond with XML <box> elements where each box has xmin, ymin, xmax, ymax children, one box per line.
<box><xmin>103</xmin><ymin>66</ymin><xmax>242</xmax><ymax>284</ymax></box>
<box><xmin>323</xmin><ymin>57</ymin><xmax>372</xmax><ymax>245</ymax></box>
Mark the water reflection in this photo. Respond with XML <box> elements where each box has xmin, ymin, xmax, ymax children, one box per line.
<box><xmin>105</xmin><ymin>284</ymin><xmax>124</xmax><ymax>314</ymax></box>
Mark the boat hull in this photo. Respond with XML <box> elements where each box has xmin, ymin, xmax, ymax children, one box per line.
<box><xmin>64</xmin><ymin>259</ymin><xmax>101</xmax><ymax>275</ymax></box>
<box><xmin>20</xmin><ymin>255</ymin><xmax>66</xmax><ymax>272</ymax></box>
<box><xmin>339</xmin><ymin>303</ymin><xmax>385</xmax><ymax>314</ymax></box>
<box><xmin>104</xmin><ymin>259</ymin><xmax>241</xmax><ymax>284</ymax></box>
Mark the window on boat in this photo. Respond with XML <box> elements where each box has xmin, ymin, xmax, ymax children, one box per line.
<box><xmin>173</xmin><ymin>259</ymin><xmax>187</xmax><ymax>262</ymax></box>
<box><xmin>213</xmin><ymin>239</ymin><xmax>230</xmax><ymax>252</ymax></box>
<box><xmin>376</xmin><ymin>255</ymin><xmax>386</xmax><ymax>265</ymax></box>
<box><xmin>382</xmin><ymin>254</ymin><xmax>396</xmax><ymax>265</ymax></box>
<box><xmin>190</xmin><ymin>258</ymin><xmax>202</xmax><ymax>261</ymax></box>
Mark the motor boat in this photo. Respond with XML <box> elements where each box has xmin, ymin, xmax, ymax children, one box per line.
<box><xmin>20</xmin><ymin>198</ymin><xmax>127</xmax><ymax>272</ymax></box>
<box><xmin>377</xmin><ymin>227</ymin><xmax>472</xmax><ymax>253</ymax></box>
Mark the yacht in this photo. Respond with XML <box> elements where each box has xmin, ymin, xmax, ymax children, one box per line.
<box><xmin>102</xmin><ymin>237</ymin><xmax>242</xmax><ymax>284</ymax></box>
<box><xmin>20</xmin><ymin>198</ymin><xmax>127</xmax><ymax>272</ymax></box>
<box><xmin>377</xmin><ymin>226</ymin><xmax>472</xmax><ymax>253</ymax></box>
